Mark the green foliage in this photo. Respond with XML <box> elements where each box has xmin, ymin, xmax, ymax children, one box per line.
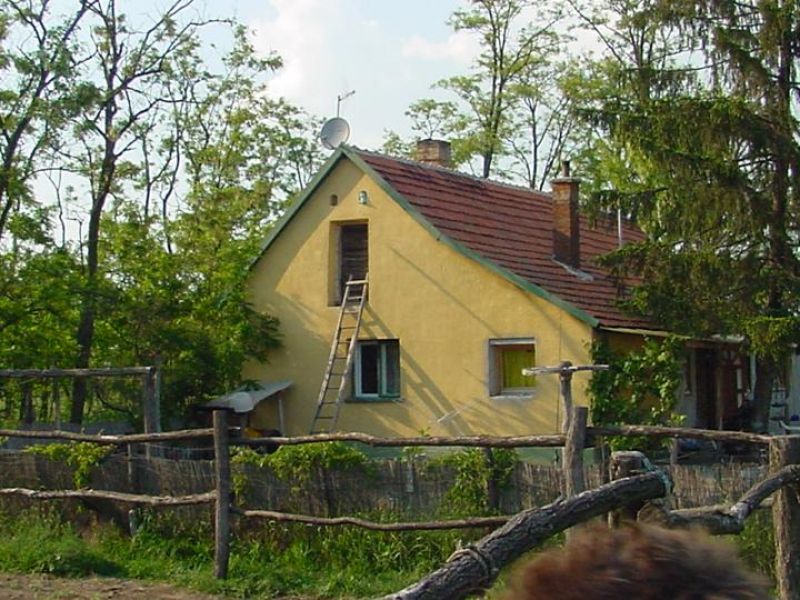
<box><xmin>731</xmin><ymin>511</ymin><xmax>775</xmax><ymax>583</ymax></box>
<box><xmin>588</xmin><ymin>337</ymin><xmax>683</xmax><ymax>451</ymax></box>
<box><xmin>25</xmin><ymin>442</ymin><xmax>111</xmax><ymax>488</ymax></box>
<box><xmin>427</xmin><ymin>448</ymin><xmax>518</xmax><ymax>516</ymax></box>
<box><xmin>231</xmin><ymin>442</ymin><xmax>369</xmax><ymax>498</ymax></box>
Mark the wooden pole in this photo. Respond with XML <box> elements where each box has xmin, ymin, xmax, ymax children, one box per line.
<box><xmin>558</xmin><ymin>361</ymin><xmax>574</xmax><ymax>434</ymax></box>
<box><xmin>483</xmin><ymin>447</ymin><xmax>500</xmax><ymax>513</ymax></box>
<box><xmin>770</xmin><ymin>435</ymin><xmax>800</xmax><ymax>600</ymax></box>
<box><xmin>563</xmin><ymin>406</ymin><xmax>587</xmax><ymax>498</ymax></box>
<box><xmin>53</xmin><ymin>379</ymin><xmax>61</xmax><ymax>430</ymax></box>
<box><xmin>21</xmin><ymin>381</ymin><xmax>34</xmax><ymax>426</ymax></box>
<box><xmin>563</xmin><ymin>406</ymin><xmax>587</xmax><ymax>540</ymax></box>
<box><xmin>213</xmin><ymin>410</ymin><xmax>231</xmax><ymax>579</ymax></box>
<box><xmin>142</xmin><ymin>368</ymin><xmax>159</xmax><ymax>458</ymax></box>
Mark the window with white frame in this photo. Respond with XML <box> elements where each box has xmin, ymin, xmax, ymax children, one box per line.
<box><xmin>354</xmin><ymin>339</ymin><xmax>400</xmax><ymax>400</ymax></box>
<box><xmin>489</xmin><ymin>338</ymin><xmax>536</xmax><ymax>396</ymax></box>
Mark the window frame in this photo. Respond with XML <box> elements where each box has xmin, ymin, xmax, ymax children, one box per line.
<box><xmin>353</xmin><ymin>339</ymin><xmax>400</xmax><ymax>401</ymax></box>
<box><xmin>488</xmin><ymin>338</ymin><xmax>537</xmax><ymax>398</ymax></box>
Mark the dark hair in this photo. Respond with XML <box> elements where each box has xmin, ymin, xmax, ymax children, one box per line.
<box><xmin>502</xmin><ymin>524</ymin><xmax>769</xmax><ymax>600</ymax></box>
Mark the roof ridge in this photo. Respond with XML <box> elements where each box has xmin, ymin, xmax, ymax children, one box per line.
<box><xmin>347</xmin><ymin>145</ymin><xmax>554</xmax><ymax>203</ymax></box>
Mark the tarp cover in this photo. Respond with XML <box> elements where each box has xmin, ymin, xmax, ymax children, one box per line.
<box><xmin>204</xmin><ymin>380</ymin><xmax>292</xmax><ymax>413</ymax></box>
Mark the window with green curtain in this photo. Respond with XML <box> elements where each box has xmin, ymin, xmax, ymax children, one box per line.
<box><xmin>489</xmin><ymin>338</ymin><xmax>536</xmax><ymax>396</ymax></box>
<box><xmin>501</xmin><ymin>345</ymin><xmax>536</xmax><ymax>390</ymax></box>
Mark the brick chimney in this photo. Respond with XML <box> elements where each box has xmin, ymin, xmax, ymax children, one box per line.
<box><xmin>551</xmin><ymin>160</ymin><xmax>581</xmax><ymax>268</ymax></box>
<box><xmin>415</xmin><ymin>139</ymin><xmax>451</xmax><ymax>168</ymax></box>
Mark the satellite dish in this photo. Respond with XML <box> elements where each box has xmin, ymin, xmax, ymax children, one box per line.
<box><xmin>320</xmin><ymin>117</ymin><xmax>350</xmax><ymax>150</ymax></box>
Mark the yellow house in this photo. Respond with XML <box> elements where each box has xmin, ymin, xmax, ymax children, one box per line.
<box><xmin>243</xmin><ymin>141</ymin><xmax>747</xmax><ymax>437</ymax></box>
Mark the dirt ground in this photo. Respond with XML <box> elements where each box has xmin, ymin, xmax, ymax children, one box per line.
<box><xmin>0</xmin><ymin>573</ymin><xmax>224</xmax><ymax>599</ymax></box>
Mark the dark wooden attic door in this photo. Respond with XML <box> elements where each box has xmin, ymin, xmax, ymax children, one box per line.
<box><xmin>340</xmin><ymin>223</ymin><xmax>368</xmax><ymax>296</ymax></box>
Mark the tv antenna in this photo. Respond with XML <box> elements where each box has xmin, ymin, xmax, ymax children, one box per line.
<box><xmin>337</xmin><ymin>90</ymin><xmax>355</xmax><ymax>117</ymax></box>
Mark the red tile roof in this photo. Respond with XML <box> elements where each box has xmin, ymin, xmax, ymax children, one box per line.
<box><xmin>355</xmin><ymin>148</ymin><xmax>655</xmax><ymax>330</ymax></box>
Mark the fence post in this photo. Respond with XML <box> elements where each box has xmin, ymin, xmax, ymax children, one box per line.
<box><xmin>608</xmin><ymin>450</ymin><xmax>645</xmax><ymax>527</ymax></box>
<box><xmin>213</xmin><ymin>409</ymin><xmax>231</xmax><ymax>579</ymax></box>
<box><xmin>483</xmin><ymin>447</ymin><xmax>500</xmax><ymax>513</ymax></box>
<box><xmin>770</xmin><ymin>435</ymin><xmax>800</xmax><ymax>600</ymax></box>
<box><xmin>558</xmin><ymin>361</ymin><xmax>574</xmax><ymax>434</ymax></box>
<box><xmin>142</xmin><ymin>368</ymin><xmax>160</xmax><ymax>458</ymax></box>
<box><xmin>563</xmin><ymin>406</ymin><xmax>587</xmax><ymax>498</ymax></box>
<box><xmin>53</xmin><ymin>378</ymin><xmax>61</xmax><ymax>430</ymax></box>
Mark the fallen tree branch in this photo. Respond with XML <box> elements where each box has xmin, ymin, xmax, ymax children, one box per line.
<box><xmin>382</xmin><ymin>471</ymin><xmax>670</xmax><ymax>600</ymax></box>
<box><xmin>0</xmin><ymin>487</ymin><xmax>215</xmax><ymax>506</ymax></box>
<box><xmin>233</xmin><ymin>507</ymin><xmax>510</xmax><ymax>531</ymax></box>
<box><xmin>640</xmin><ymin>464</ymin><xmax>800</xmax><ymax>535</ymax></box>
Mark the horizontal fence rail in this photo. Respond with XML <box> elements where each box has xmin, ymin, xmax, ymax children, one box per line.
<box><xmin>0</xmin><ymin>488</ymin><xmax>215</xmax><ymax>506</ymax></box>
<box><xmin>0</xmin><ymin>367</ymin><xmax>154</xmax><ymax>379</ymax></box>
<box><xmin>0</xmin><ymin>428</ymin><xmax>215</xmax><ymax>445</ymax></box>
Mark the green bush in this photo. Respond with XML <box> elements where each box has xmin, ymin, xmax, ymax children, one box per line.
<box><xmin>25</xmin><ymin>442</ymin><xmax>112</xmax><ymax>488</ymax></box>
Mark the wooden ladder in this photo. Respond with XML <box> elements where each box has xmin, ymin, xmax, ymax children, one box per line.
<box><xmin>310</xmin><ymin>275</ymin><xmax>368</xmax><ymax>434</ymax></box>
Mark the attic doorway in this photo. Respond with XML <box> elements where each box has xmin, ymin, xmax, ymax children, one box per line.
<box><xmin>334</xmin><ymin>222</ymin><xmax>368</xmax><ymax>303</ymax></box>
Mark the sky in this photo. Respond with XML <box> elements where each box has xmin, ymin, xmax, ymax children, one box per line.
<box><xmin>229</xmin><ymin>0</ymin><xmax>476</xmax><ymax>150</ymax></box>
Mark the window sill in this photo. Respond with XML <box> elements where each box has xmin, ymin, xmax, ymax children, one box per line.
<box><xmin>490</xmin><ymin>392</ymin><xmax>536</xmax><ymax>401</ymax></box>
<box><xmin>347</xmin><ymin>396</ymin><xmax>403</xmax><ymax>403</ymax></box>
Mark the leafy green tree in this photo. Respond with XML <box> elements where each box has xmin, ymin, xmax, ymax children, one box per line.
<box><xmin>0</xmin><ymin>0</ymin><xmax>91</xmax><ymax>244</ymax></box>
<box><xmin>0</xmin><ymin>3</ymin><xmax>312</xmax><ymax>426</ymax></box>
<box><xmin>388</xmin><ymin>0</ymin><xmax>568</xmax><ymax>185</ymax></box>
<box><xmin>61</xmin><ymin>0</ymin><xmax>221</xmax><ymax>424</ymax></box>
<box><xmin>569</xmin><ymin>0</ymin><xmax>800</xmax><ymax>430</ymax></box>
<box><xmin>441</xmin><ymin>0</ymin><xmax>562</xmax><ymax>178</ymax></box>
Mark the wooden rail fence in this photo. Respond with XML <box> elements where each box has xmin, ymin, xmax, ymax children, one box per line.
<box><xmin>0</xmin><ymin>407</ymin><xmax>798</xmax><ymax>600</ymax></box>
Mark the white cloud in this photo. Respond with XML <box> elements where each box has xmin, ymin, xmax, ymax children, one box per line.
<box><xmin>401</xmin><ymin>31</ymin><xmax>477</xmax><ymax>64</ymax></box>
<box><xmin>248</xmin><ymin>0</ymin><xmax>472</xmax><ymax>149</ymax></box>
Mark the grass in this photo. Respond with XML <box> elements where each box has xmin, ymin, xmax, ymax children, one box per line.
<box><xmin>0</xmin><ymin>505</ymin><xmax>778</xmax><ymax>599</ymax></box>
<box><xmin>0</xmin><ymin>505</ymin><xmax>480</xmax><ymax>598</ymax></box>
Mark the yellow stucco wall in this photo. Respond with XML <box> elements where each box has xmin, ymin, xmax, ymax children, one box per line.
<box><xmin>245</xmin><ymin>157</ymin><xmax>595</xmax><ymax>437</ymax></box>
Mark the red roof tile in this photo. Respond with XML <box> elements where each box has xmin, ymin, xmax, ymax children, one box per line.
<box><xmin>355</xmin><ymin>149</ymin><xmax>655</xmax><ymax>330</ymax></box>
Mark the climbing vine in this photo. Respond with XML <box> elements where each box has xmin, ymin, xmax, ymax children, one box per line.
<box><xmin>231</xmin><ymin>441</ymin><xmax>369</xmax><ymax>497</ymax></box>
<box><xmin>26</xmin><ymin>442</ymin><xmax>112</xmax><ymax>488</ymax></box>
<box><xmin>427</xmin><ymin>448</ymin><xmax>517</xmax><ymax>516</ymax></box>
<box><xmin>588</xmin><ymin>336</ymin><xmax>684</xmax><ymax>451</ymax></box>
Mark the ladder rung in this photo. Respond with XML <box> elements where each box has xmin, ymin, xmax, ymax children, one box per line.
<box><xmin>345</xmin><ymin>279</ymin><xmax>368</xmax><ymax>286</ymax></box>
